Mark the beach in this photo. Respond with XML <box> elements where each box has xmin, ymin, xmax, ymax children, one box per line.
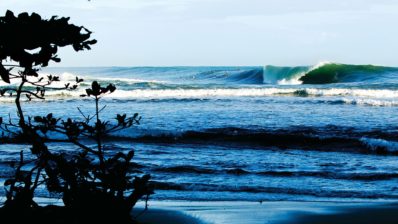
<box><xmin>133</xmin><ymin>201</ymin><xmax>398</xmax><ymax>224</ymax></box>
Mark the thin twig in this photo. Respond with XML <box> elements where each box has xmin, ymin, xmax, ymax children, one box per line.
<box><xmin>20</xmin><ymin>90</ymin><xmax>45</xmax><ymax>100</ymax></box>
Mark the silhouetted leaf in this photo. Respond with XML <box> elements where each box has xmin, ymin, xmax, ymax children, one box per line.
<box><xmin>34</xmin><ymin>116</ymin><xmax>44</xmax><ymax>123</ymax></box>
<box><xmin>0</xmin><ymin>65</ymin><xmax>10</xmax><ymax>83</ymax></box>
<box><xmin>86</xmin><ymin>89</ymin><xmax>93</xmax><ymax>96</ymax></box>
<box><xmin>4</xmin><ymin>178</ymin><xmax>15</xmax><ymax>186</ymax></box>
<box><xmin>107</xmin><ymin>84</ymin><xmax>116</xmax><ymax>93</ymax></box>
<box><xmin>92</xmin><ymin>81</ymin><xmax>100</xmax><ymax>92</ymax></box>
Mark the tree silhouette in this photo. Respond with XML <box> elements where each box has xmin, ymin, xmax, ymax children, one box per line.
<box><xmin>0</xmin><ymin>10</ymin><xmax>153</xmax><ymax>224</ymax></box>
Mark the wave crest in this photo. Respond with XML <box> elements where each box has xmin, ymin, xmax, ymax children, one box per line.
<box><xmin>264</xmin><ymin>62</ymin><xmax>398</xmax><ymax>85</ymax></box>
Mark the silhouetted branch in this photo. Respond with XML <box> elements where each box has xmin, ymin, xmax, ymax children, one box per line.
<box><xmin>0</xmin><ymin>10</ymin><xmax>152</xmax><ymax>224</ymax></box>
<box><xmin>70</xmin><ymin>139</ymin><xmax>100</xmax><ymax>155</ymax></box>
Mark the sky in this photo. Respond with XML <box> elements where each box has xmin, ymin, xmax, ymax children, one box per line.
<box><xmin>0</xmin><ymin>0</ymin><xmax>398</xmax><ymax>67</ymax></box>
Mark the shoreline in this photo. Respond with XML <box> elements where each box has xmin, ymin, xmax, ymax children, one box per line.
<box><xmin>2</xmin><ymin>196</ymin><xmax>398</xmax><ymax>223</ymax></box>
<box><xmin>133</xmin><ymin>200</ymin><xmax>398</xmax><ymax>224</ymax></box>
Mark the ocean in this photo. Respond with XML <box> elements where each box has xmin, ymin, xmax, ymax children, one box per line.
<box><xmin>1</xmin><ymin>62</ymin><xmax>398</xmax><ymax>202</ymax></box>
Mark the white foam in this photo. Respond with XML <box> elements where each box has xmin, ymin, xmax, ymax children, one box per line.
<box><xmin>277</xmin><ymin>76</ymin><xmax>303</xmax><ymax>85</ymax></box>
<box><xmin>306</xmin><ymin>88</ymin><xmax>398</xmax><ymax>98</ymax></box>
<box><xmin>1</xmin><ymin>86</ymin><xmax>398</xmax><ymax>104</ymax></box>
<box><xmin>105</xmin><ymin>88</ymin><xmax>398</xmax><ymax>100</ymax></box>
<box><xmin>56</xmin><ymin>72</ymin><xmax>80</xmax><ymax>82</ymax></box>
<box><xmin>105</xmin><ymin>88</ymin><xmax>297</xmax><ymax>99</ymax></box>
<box><xmin>342</xmin><ymin>98</ymin><xmax>398</xmax><ymax>107</ymax></box>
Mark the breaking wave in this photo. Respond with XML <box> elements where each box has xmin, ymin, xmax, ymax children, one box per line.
<box><xmin>264</xmin><ymin>62</ymin><xmax>398</xmax><ymax>85</ymax></box>
<box><xmin>105</xmin><ymin>127</ymin><xmax>398</xmax><ymax>155</ymax></box>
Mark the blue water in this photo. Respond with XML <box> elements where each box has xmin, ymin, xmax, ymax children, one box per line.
<box><xmin>1</xmin><ymin>62</ymin><xmax>398</xmax><ymax>202</ymax></box>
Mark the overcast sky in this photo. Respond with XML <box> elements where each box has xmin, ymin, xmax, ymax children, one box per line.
<box><xmin>1</xmin><ymin>0</ymin><xmax>398</xmax><ymax>66</ymax></box>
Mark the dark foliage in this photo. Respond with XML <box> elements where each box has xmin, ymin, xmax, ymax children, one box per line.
<box><xmin>0</xmin><ymin>11</ymin><xmax>153</xmax><ymax>224</ymax></box>
<box><xmin>0</xmin><ymin>10</ymin><xmax>96</xmax><ymax>82</ymax></box>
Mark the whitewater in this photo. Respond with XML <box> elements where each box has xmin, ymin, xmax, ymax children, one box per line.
<box><xmin>1</xmin><ymin>62</ymin><xmax>398</xmax><ymax>202</ymax></box>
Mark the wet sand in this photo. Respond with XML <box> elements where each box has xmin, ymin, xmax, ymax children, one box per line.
<box><xmin>133</xmin><ymin>201</ymin><xmax>398</xmax><ymax>224</ymax></box>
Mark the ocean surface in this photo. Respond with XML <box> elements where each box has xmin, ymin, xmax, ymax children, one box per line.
<box><xmin>1</xmin><ymin>62</ymin><xmax>398</xmax><ymax>202</ymax></box>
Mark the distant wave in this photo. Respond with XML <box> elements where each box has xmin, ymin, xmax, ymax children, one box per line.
<box><xmin>41</xmin><ymin>66</ymin><xmax>266</xmax><ymax>86</ymax></box>
<box><xmin>151</xmin><ymin>181</ymin><xmax>398</xmax><ymax>199</ymax></box>
<box><xmin>14</xmin><ymin>63</ymin><xmax>398</xmax><ymax>89</ymax></box>
<box><xmin>108</xmin><ymin>127</ymin><xmax>398</xmax><ymax>155</ymax></box>
<box><xmin>300</xmin><ymin>63</ymin><xmax>397</xmax><ymax>84</ymax></box>
<box><xmin>4</xmin><ymin>126</ymin><xmax>398</xmax><ymax>155</ymax></box>
<box><xmin>196</xmin><ymin>68</ymin><xmax>264</xmax><ymax>84</ymax></box>
<box><xmin>264</xmin><ymin>62</ymin><xmax>398</xmax><ymax>85</ymax></box>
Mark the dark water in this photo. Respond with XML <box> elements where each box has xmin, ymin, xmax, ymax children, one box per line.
<box><xmin>1</xmin><ymin>62</ymin><xmax>398</xmax><ymax>202</ymax></box>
